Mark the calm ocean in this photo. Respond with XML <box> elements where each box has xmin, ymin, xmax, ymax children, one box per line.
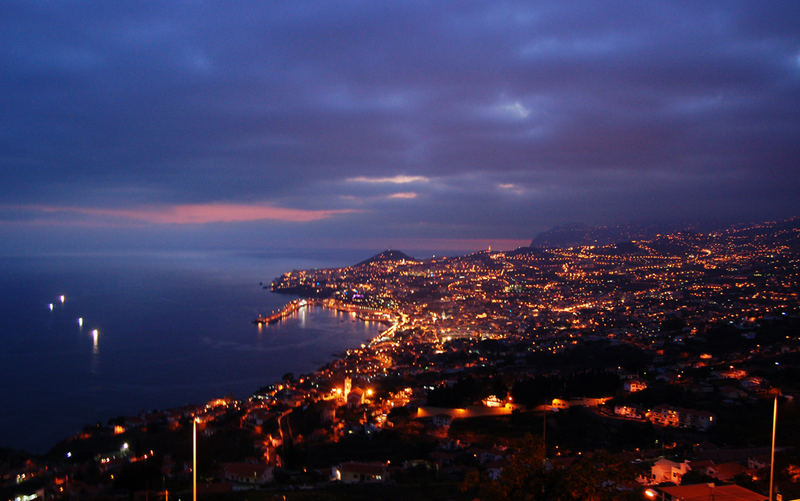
<box><xmin>0</xmin><ymin>250</ymin><xmax>382</xmax><ymax>454</ymax></box>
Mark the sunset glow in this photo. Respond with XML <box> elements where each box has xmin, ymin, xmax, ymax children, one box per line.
<box><xmin>10</xmin><ymin>203</ymin><xmax>356</xmax><ymax>225</ymax></box>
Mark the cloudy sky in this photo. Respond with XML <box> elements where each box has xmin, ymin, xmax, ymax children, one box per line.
<box><xmin>2</xmin><ymin>1</ymin><xmax>799</xmax><ymax>254</ymax></box>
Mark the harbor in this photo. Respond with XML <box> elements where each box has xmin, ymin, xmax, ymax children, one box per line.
<box><xmin>254</xmin><ymin>298</ymin><xmax>316</xmax><ymax>325</ymax></box>
<box><xmin>254</xmin><ymin>298</ymin><xmax>394</xmax><ymax>326</ymax></box>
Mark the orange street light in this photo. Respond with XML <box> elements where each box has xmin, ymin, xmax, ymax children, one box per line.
<box><xmin>769</xmin><ymin>396</ymin><xmax>778</xmax><ymax>501</ymax></box>
<box><xmin>193</xmin><ymin>417</ymin><xmax>198</xmax><ymax>501</ymax></box>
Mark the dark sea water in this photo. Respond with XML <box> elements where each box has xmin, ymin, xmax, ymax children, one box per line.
<box><xmin>0</xmin><ymin>250</ymin><xmax>381</xmax><ymax>454</ymax></box>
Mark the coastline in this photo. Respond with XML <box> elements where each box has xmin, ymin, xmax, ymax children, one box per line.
<box><xmin>0</xmin><ymin>252</ymin><xmax>384</xmax><ymax>455</ymax></box>
<box><xmin>3</xmin><ymin>304</ymin><xmax>385</xmax><ymax>456</ymax></box>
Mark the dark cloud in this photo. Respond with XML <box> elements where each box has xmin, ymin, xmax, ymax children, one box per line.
<box><xmin>1</xmin><ymin>1</ymin><xmax>798</xmax><ymax>252</ymax></box>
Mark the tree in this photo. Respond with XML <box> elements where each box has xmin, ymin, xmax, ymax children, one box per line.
<box><xmin>560</xmin><ymin>452</ymin><xmax>636</xmax><ymax>501</ymax></box>
<box><xmin>482</xmin><ymin>434</ymin><xmax>560</xmax><ymax>501</ymax></box>
<box><xmin>473</xmin><ymin>436</ymin><xmax>639</xmax><ymax>501</ymax></box>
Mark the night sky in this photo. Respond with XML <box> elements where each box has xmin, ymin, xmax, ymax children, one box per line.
<box><xmin>2</xmin><ymin>1</ymin><xmax>799</xmax><ymax>254</ymax></box>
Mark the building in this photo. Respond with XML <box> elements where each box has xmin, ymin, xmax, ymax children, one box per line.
<box><xmin>645</xmin><ymin>405</ymin><xmax>715</xmax><ymax>431</ymax></box>
<box><xmin>335</xmin><ymin>461</ymin><xmax>389</xmax><ymax>483</ymax></box>
<box><xmin>221</xmin><ymin>463</ymin><xmax>274</xmax><ymax>487</ymax></box>
<box><xmin>343</xmin><ymin>376</ymin><xmax>352</xmax><ymax>401</ymax></box>
<box><xmin>680</xmin><ymin>408</ymin><xmax>715</xmax><ymax>431</ymax></box>
<box><xmin>645</xmin><ymin>483</ymin><xmax>766</xmax><ymax>501</ymax></box>
<box><xmin>704</xmin><ymin>461</ymin><xmax>749</xmax><ymax>483</ymax></box>
<box><xmin>347</xmin><ymin>387</ymin><xmax>364</xmax><ymax>407</ymax></box>
<box><xmin>647</xmin><ymin>406</ymin><xmax>681</xmax><ymax>428</ymax></box>
<box><xmin>650</xmin><ymin>458</ymin><xmax>691</xmax><ymax>485</ymax></box>
<box><xmin>625</xmin><ymin>379</ymin><xmax>648</xmax><ymax>392</ymax></box>
<box><xmin>615</xmin><ymin>405</ymin><xmax>645</xmax><ymax>419</ymax></box>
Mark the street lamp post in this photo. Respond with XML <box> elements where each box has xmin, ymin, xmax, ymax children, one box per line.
<box><xmin>193</xmin><ymin>417</ymin><xmax>197</xmax><ymax>501</ymax></box>
<box><xmin>769</xmin><ymin>396</ymin><xmax>777</xmax><ymax>501</ymax></box>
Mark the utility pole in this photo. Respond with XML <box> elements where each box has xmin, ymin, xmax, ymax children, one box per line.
<box><xmin>769</xmin><ymin>396</ymin><xmax>777</xmax><ymax>501</ymax></box>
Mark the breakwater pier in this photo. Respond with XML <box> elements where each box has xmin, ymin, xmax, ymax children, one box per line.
<box><xmin>254</xmin><ymin>299</ymin><xmax>316</xmax><ymax>325</ymax></box>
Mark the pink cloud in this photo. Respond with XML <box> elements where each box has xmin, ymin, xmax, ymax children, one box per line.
<box><xmin>9</xmin><ymin>203</ymin><xmax>355</xmax><ymax>225</ymax></box>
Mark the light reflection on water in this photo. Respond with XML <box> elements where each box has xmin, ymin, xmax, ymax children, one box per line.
<box><xmin>0</xmin><ymin>251</ymin><xmax>382</xmax><ymax>453</ymax></box>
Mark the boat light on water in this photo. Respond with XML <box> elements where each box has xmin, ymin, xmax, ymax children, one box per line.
<box><xmin>48</xmin><ymin>303</ymin><xmax>54</xmax><ymax>311</ymax></box>
<box><xmin>59</xmin><ymin>295</ymin><xmax>65</xmax><ymax>303</ymax></box>
<box><xmin>91</xmin><ymin>329</ymin><xmax>99</xmax><ymax>337</ymax></box>
<box><xmin>78</xmin><ymin>317</ymin><xmax>84</xmax><ymax>327</ymax></box>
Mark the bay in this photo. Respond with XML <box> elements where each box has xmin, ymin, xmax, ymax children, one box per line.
<box><xmin>0</xmin><ymin>250</ymin><xmax>381</xmax><ymax>453</ymax></box>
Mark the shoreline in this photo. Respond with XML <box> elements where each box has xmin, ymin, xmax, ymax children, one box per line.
<box><xmin>0</xmin><ymin>289</ymin><xmax>385</xmax><ymax>456</ymax></box>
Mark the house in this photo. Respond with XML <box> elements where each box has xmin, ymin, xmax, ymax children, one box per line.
<box><xmin>336</xmin><ymin>461</ymin><xmax>389</xmax><ymax>483</ymax></box>
<box><xmin>705</xmin><ymin>461</ymin><xmax>748</xmax><ymax>482</ymax></box>
<box><xmin>650</xmin><ymin>458</ymin><xmax>691</xmax><ymax>485</ymax></box>
<box><xmin>221</xmin><ymin>462</ymin><xmax>274</xmax><ymax>487</ymax></box>
<box><xmin>615</xmin><ymin>405</ymin><xmax>645</xmax><ymax>419</ymax></box>
<box><xmin>647</xmin><ymin>406</ymin><xmax>681</xmax><ymax>428</ymax></box>
<box><xmin>625</xmin><ymin>379</ymin><xmax>648</xmax><ymax>392</ymax></box>
<box><xmin>426</xmin><ymin>413</ymin><xmax>453</xmax><ymax>437</ymax></box>
<box><xmin>680</xmin><ymin>409</ymin><xmax>715</xmax><ymax>431</ymax></box>
<box><xmin>347</xmin><ymin>388</ymin><xmax>364</xmax><ymax>407</ymax></box>
<box><xmin>747</xmin><ymin>455</ymin><xmax>769</xmax><ymax>471</ymax></box>
<box><xmin>645</xmin><ymin>406</ymin><xmax>715</xmax><ymax>431</ymax></box>
<box><xmin>648</xmin><ymin>482</ymin><xmax>766</xmax><ymax>501</ymax></box>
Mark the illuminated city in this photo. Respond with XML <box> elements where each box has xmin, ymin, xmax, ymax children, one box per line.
<box><xmin>3</xmin><ymin>218</ymin><xmax>799</xmax><ymax>500</ymax></box>
<box><xmin>2</xmin><ymin>1</ymin><xmax>800</xmax><ymax>500</ymax></box>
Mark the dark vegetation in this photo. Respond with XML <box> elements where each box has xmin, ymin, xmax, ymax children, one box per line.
<box><xmin>512</xmin><ymin>370</ymin><xmax>620</xmax><ymax>406</ymax></box>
